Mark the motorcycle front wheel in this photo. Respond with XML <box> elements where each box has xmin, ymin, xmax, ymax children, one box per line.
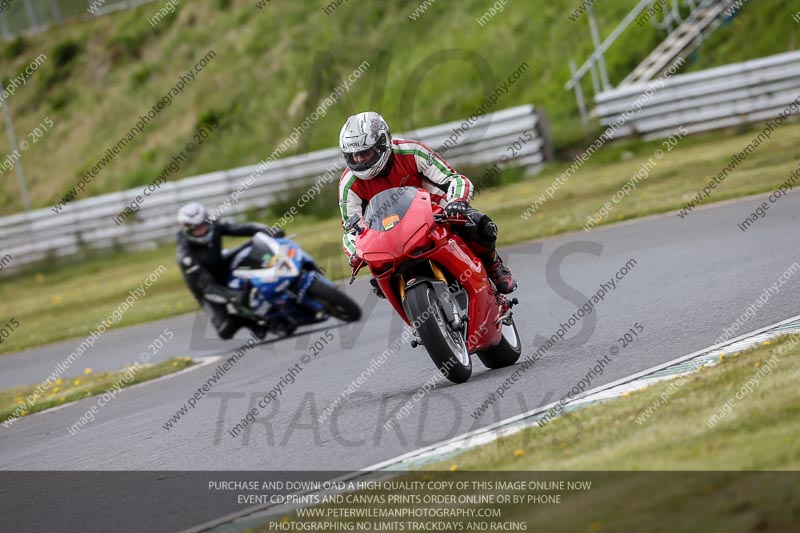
<box><xmin>404</xmin><ymin>283</ymin><xmax>472</xmax><ymax>384</ymax></box>
<box><xmin>307</xmin><ymin>280</ymin><xmax>362</xmax><ymax>322</ymax></box>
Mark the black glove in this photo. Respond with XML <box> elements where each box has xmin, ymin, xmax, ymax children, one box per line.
<box><xmin>444</xmin><ymin>200</ymin><xmax>470</xmax><ymax>219</ymax></box>
<box><xmin>263</xmin><ymin>227</ymin><xmax>286</xmax><ymax>238</ymax></box>
<box><xmin>349</xmin><ymin>253</ymin><xmax>364</xmax><ymax>269</ymax></box>
<box><xmin>370</xmin><ymin>277</ymin><xmax>386</xmax><ymax>299</ymax></box>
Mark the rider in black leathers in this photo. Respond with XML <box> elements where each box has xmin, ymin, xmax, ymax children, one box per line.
<box><xmin>176</xmin><ymin>203</ymin><xmax>285</xmax><ymax>340</ymax></box>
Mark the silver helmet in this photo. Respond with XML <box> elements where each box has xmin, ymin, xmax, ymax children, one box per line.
<box><xmin>339</xmin><ymin>111</ymin><xmax>392</xmax><ymax>180</ymax></box>
<box><xmin>177</xmin><ymin>202</ymin><xmax>213</xmax><ymax>245</ymax></box>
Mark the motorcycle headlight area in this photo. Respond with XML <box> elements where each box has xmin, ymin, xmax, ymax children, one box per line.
<box><xmin>403</xmin><ymin>224</ymin><xmax>434</xmax><ymax>257</ymax></box>
<box><xmin>363</xmin><ymin>251</ymin><xmax>395</xmax><ymax>276</ymax></box>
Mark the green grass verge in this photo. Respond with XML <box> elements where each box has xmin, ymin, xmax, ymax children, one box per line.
<box><xmin>0</xmin><ymin>0</ymin><xmax>796</xmax><ymax>213</ymax></box>
<box><xmin>0</xmin><ymin>356</ymin><xmax>193</xmax><ymax>423</ymax></box>
<box><xmin>428</xmin><ymin>336</ymin><xmax>800</xmax><ymax>470</ymax></box>
<box><xmin>2</xmin><ymin>120</ymin><xmax>800</xmax><ymax>355</ymax></box>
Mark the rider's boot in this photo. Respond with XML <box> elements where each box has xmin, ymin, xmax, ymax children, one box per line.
<box><xmin>253</xmin><ymin>325</ymin><xmax>269</xmax><ymax>340</ymax></box>
<box><xmin>247</xmin><ymin>320</ymin><xmax>269</xmax><ymax>340</ymax></box>
<box><xmin>481</xmin><ymin>250</ymin><xmax>517</xmax><ymax>294</ymax></box>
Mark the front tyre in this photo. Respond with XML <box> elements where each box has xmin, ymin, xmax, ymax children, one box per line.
<box><xmin>404</xmin><ymin>283</ymin><xmax>472</xmax><ymax>384</ymax></box>
<box><xmin>307</xmin><ymin>280</ymin><xmax>362</xmax><ymax>322</ymax></box>
<box><xmin>476</xmin><ymin>315</ymin><xmax>522</xmax><ymax>369</ymax></box>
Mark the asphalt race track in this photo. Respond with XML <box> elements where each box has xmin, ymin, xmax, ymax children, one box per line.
<box><xmin>2</xmin><ymin>191</ymin><xmax>800</xmax><ymax>530</ymax></box>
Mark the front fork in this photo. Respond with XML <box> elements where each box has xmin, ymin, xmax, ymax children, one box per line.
<box><xmin>404</xmin><ymin>261</ymin><xmax>468</xmax><ymax>348</ymax></box>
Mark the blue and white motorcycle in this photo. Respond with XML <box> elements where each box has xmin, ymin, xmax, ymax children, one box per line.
<box><xmin>225</xmin><ymin>233</ymin><xmax>361</xmax><ymax>336</ymax></box>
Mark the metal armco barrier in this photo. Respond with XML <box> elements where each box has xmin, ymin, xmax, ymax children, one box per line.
<box><xmin>0</xmin><ymin>104</ymin><xmax>550</xmax><ymax>273</ymax></box>
<box><xmin>594</xmin><ymin>50</ymin><xmax>800</xmax><ymax>140</ymax></box>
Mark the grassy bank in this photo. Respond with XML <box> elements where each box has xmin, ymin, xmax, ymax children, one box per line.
<box><xmin>2</xmin><ymin>119</ymin><xmax>799</xmax><ymax>355</ymax></box>
<box><xmin>0</xmin><ymin>0</ymin><xmax>796</xmax><ymax>213</ymax></box>
<box><xmin>0</xmin><ymin>356</ymin><xmax>194</xmax><ymax>423</ymax></box>
<box><xmin>428</xmin><ymin>336</ymin><xmax>800</xmax><ymax>471</ymax></box>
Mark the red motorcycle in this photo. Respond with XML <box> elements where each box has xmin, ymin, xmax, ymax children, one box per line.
<box><xmin>348</xmin><ymin>186</ymin><xmax>521</xmax><ymax>384</ymax></box>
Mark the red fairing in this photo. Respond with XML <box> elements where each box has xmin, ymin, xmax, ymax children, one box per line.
<box><xmin>355</xmin><ymin>188</ymin><xmax>503</xmax><ymax>353</ymax></box>
<box><xmin>427</xmin><ymin>238</ymin><xmax>502</xmax><ymax>351</ymax></box>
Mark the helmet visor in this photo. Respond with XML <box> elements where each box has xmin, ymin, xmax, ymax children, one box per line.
<box><xmin>184</xmin><ymin>222</ymin><xmax>210</xmax><ymax>238</ymax></box>
<box><xmin>344</xmin><ymin>147</ymin><xmax>381</xmax><ymax>172</ymax></box>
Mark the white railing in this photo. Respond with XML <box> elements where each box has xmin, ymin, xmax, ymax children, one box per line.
<box><xmin>0</xmin><ymin>0</ymin><xmax>158</xmax><ymax>41</ymax></box>
<box><xmin>565</xmin><ymin>0</ymin><xmax>737</xmax><ymax>121</ymax></box>
<box><xmin>594</xmin><ymin>50</ymin><xmax>800</xmax><ymax>140</ymax></box>
<box><xmin>0</xmin><ymin>104</ymin><xmax>550</xmax><ymax>273</ymax></box>
<box><xmin>620</xmin><ymin>0</ymin><xmax>735</xmax><ymax>86</ymax></box>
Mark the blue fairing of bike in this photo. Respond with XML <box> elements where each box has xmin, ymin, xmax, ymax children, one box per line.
<box><xmin>228</xmin><ymin>236</ymin><xmax>337</xmax><ymax>324</ymax></box>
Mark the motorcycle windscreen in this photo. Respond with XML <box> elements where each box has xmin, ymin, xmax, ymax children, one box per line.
<box><xmin>230</xmin><ymin>233</ymin><xmax>278</xmax><ymax>270</ymax></box>
<box><xmin>363</xmin><ymin>186</ymin><xmax>418</xmax><ymax>232</ymax></box>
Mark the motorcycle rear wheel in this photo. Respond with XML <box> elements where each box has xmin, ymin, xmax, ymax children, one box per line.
<box><xmin>476</xmin><ymin>315</ymin><xmax>522</xmax><ymax>369</ymax></box>
<box><xmin>404</xmin><ymin>283</ymin><xmax>472</xmax><ymax>384</ymax></box>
